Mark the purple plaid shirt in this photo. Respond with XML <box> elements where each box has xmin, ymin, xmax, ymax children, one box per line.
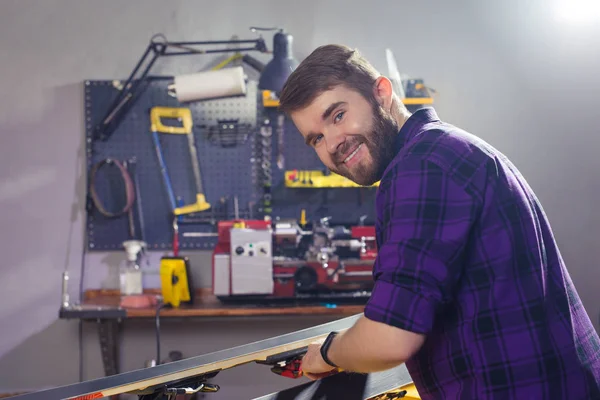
<box><xmin>364</xmin><ymin>108</ymin><xmax>600</xmax><ymax>399</ymax></box>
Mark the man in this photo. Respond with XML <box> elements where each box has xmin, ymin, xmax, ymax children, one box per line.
<box><xmin>277</xmin><ymin>44</ymin><xmax>600</xmax><ymax>399</ymax></box>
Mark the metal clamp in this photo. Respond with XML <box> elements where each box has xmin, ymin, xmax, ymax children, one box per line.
<box><xmin>166</xmin><ymin>382</ymin><xmax>220</xmax><ymax>394</ymax></box>
<box><xmin>164</xmin><ymin>382</ymin><xmax>220</xmax><ymax>398</ymax></box>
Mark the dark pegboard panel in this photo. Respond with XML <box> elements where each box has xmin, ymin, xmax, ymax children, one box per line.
<box><xmin>85</xmin><ymin>78</ymin><xmax>260</xmax><ymax>251</ymax></box>
<box><xmin>84</xmin><ymin>77</ymin><xmax>423</xmax><ymax>251</ymax></box>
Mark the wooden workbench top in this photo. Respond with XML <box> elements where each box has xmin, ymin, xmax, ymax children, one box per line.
<box><xmin>70</xmin><ymin>288</ymin><xmax>366</xmax><ymax>319</ymax></box>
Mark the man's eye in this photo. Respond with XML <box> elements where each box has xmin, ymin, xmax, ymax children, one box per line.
<box><xmin>313</xmin><ymin>134</ymin><xmax>323</xmax><ymax>144</ymax></box>
<box><xmin>334</xmin><ymin>111</ymin><xmax>344</xmax><ymax>123</ymax></box>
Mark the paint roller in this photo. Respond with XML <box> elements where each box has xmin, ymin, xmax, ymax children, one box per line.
<box><xmin>167</xmin><ymin>66</ymin><xmax>247</xmax><ymax>102</ymax></box>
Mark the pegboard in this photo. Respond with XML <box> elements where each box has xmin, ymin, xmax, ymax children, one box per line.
<box><xmin>85</xmin><ymin>78</ymin><xmax>261</xmax><ymax>251</ymax></box>
<box><xmin>84</xmin><ymin>77</ymin><xmax>398</xmax><ymax>252</ymax></box>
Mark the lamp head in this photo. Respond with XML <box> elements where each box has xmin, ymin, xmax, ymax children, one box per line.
<box><xmin>259</xmin><ymin>29</ymin><xmax>299</xmax><ymax>93</ymax></box>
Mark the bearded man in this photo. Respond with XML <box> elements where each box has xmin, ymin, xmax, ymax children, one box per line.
<box><xmin>277</xmin><ymin>44</ymin><xmax>600</xmax><ymax>399</ymax></box>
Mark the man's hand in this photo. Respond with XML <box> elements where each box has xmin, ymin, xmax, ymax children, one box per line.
<box><xmin>300</xmin><ymin>342</ymin><xmax>337</xmax><ymax>380</ymax></box>
<box><xmin>302</xmin><ymin>316</ymin><xmax>425</xmax><ymax>374</ymax></box>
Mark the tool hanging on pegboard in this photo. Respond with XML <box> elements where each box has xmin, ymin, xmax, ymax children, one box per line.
<box><xmin>122</xmin><ymin>159</ymin><xmax>137</xmax><ymax>239</ymax></box>
<box><xmin>206</xmin><ymin>119</ymin><xmax>253</xmax><ymax>148</ymax></box>
<box><xmin>88</xmin><ymin>158</ymin><xmax>138</xmax><ymax>240</ymax></box>
<box><xmin>259</xmin><ymin>118</ymin><xmax>273</xmax><ymax>218</ymax></box>
<box><xmin>128</xmin><ymin>157</ymin><xmax>148</xmax><ymax>246</ymax></box>
<box><xmin>149</xmin><ymin>106</ymin><xmax>211</xmax><ymax>217</ymax></box>
<box><xmin>276</xmin><ymin>113</ymin><xmax>285</xmax><ymax>169</ymax></box>
<box><xmin>89</xmin><ymin>159</ymin><xmax>135</xmax><ymax>217</ymax></box>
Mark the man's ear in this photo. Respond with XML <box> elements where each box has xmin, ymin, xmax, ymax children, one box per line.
<box><xmin>372</xmin><ymin>76</ymin><xmax>394</xmax><ymax>111</ymax></box>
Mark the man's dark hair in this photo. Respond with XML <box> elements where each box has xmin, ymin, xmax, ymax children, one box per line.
<box><xmin>278</xmin><ymin>44</ymin><xmax>382</xmax><ymax>114</ymax></box>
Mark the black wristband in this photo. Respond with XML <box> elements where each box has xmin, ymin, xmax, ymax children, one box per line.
<box><xmin>320</xmin><ymin>331</ymin><xmax>339</xmax><ymax>368</ymax></box>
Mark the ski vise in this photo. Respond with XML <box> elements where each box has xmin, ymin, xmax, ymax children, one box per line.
<box><xmin>255</xmin><ymin>346</ymin><xmax>308</xmax><ymax>379</ymax></box>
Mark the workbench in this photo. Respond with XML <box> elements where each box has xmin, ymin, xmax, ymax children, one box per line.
<box><xmin>58</xmin><ymin>289</ymin><xmax>365</xmax><ymax>378</ymax></box>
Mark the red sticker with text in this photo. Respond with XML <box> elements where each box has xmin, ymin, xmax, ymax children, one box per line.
<box><xmin>70</xmin><ymin>392</ymin><xmax>104</xmax><ymax>400</ymax></box>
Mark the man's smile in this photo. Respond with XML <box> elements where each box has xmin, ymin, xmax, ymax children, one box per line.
<box><xmin>343</xmin><ymin>142</ymin><xmax>365</xmax><ymax>167</ymax></box>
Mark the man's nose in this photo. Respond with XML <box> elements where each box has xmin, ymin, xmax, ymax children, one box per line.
<box><xmin>325</xmin><ymin>128</ymin><xmax>345</xmax><ymax>155</ymax></box>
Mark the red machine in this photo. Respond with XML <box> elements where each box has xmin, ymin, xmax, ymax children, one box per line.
<box><xmin>212</xmin><ymin>217</ymin><xmax>378</xmax><ymax>302</ymax></box>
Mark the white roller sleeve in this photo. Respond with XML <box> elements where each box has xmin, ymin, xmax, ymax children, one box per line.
<box><xmin>172</xmin><ymin>66</ymin><xmax>247</xmax><ymax>102</ymax></box>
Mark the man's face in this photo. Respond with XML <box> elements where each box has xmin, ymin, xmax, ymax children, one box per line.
<box><xmin>289</xmin><ymin>84</ymin><xmax>400</xmax><ymax>186</ymax></box>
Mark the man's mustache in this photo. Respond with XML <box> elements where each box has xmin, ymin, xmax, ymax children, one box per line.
<box><xmin>332</xmin><ymin>136</ymin><xmax>366</xmax><ymax>164</ymax></box>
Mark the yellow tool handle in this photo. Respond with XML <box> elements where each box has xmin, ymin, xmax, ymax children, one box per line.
<box><xmin>284</xmin><ymin>170</ymin><xmax>379</xmax><ymax>188</ymax></box>
<box><xmin>150</xmin><ymin>106</ymin><xmax>193</xmax><ymax>134</ymax></box>
<box><xmin>173</xmin><ymin>194</ymin><xmax>211</xmax><ymax>216</ymax></box>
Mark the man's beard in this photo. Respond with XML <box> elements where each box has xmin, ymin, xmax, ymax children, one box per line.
<box><xmin>330</xmin><ymin>105</ymin><xmax>400</xmax><ymax>186</ymax></box>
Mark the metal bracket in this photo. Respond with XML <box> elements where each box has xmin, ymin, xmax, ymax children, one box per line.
<box><xmin>164</xmin><ymin>382</ymin><xmax>220</xmax><ymax>396</ymax></box>
<box><xmin>98</xmin><ymin>319</ymin><xmax>121</xmax><ymax>376</ymax></box>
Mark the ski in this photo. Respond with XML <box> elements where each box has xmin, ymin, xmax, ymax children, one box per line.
<box><xmin>11</xmin><ymin>314</ymin><xmax>370</xmax><ymax>400</ymax></box>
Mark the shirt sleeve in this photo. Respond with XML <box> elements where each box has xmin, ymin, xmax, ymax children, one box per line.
<box><xmin>364</xmin><ymin>156</ymin><xmax>480</xmax><ymax>335</ymax></box>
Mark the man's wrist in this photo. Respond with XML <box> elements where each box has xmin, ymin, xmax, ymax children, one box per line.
<box><xmin>320</xmin><ymin>331</ymin><xmax>339</xmax><ymax>368</ymax></box>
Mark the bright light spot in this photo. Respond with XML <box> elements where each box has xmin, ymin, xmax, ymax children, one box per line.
<box><xmin>554</xmin><ymin>0</ymin><xmax>600</xmax><ymax>25</ymax></box>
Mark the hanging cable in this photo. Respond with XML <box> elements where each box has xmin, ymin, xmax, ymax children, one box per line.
<box><xmin>89</xmin><ymin>158</ymin><xmax>136</xmax><ymax>217</ymax></box>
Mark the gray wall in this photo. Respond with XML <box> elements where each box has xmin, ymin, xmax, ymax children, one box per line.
<box><xmin>1</xmin><ymin>0</ymin><xmax>599</xmax><ymax>397</ymax></box>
